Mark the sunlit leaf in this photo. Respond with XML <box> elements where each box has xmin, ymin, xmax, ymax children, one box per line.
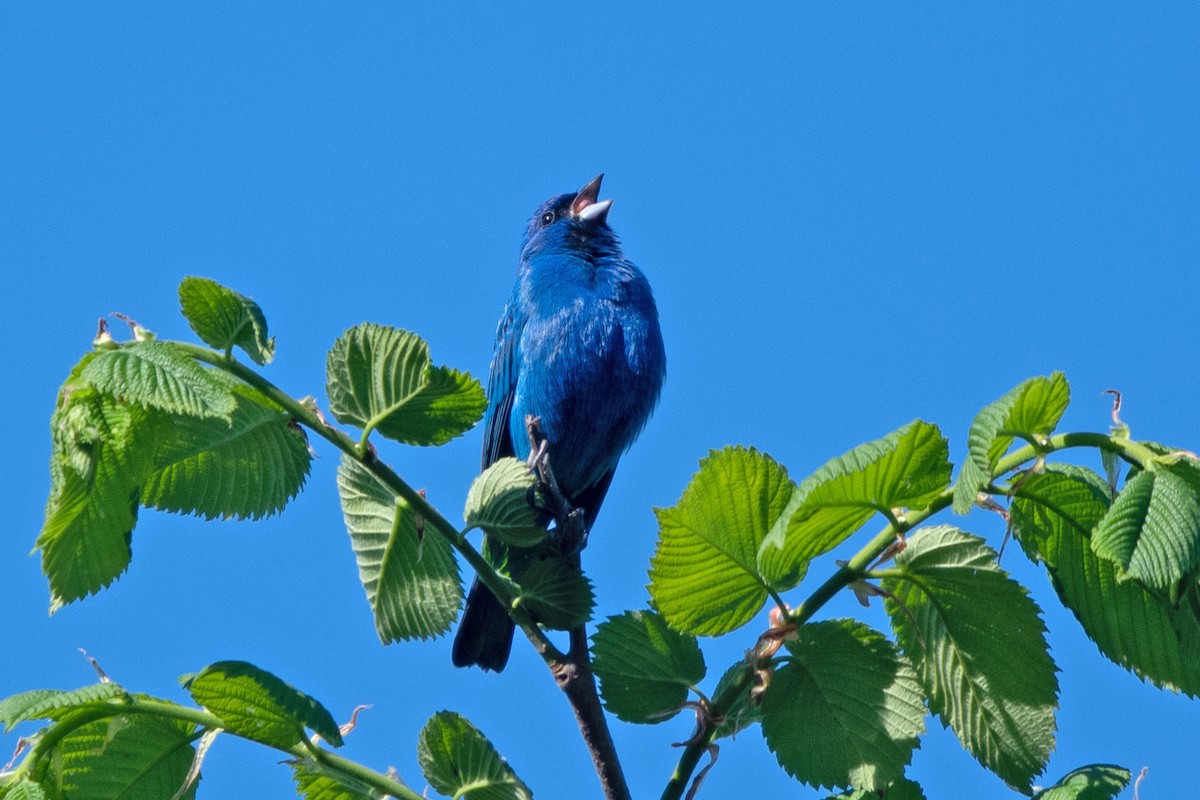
<box><xmin>761</xmin><ymin>619</ymin><xmax>925</xmax><ymax>791</ymax></box>
<box><xmin>141</xmin><ymin>378</ymin><xmax>311</xmax><ymax>520</ymax></box>
<box><xmin>178</xmin><ymin>276</ymin><xmax>275</xmax><ymax>365</ymax></box>
<box><xmin>325</xmin><ymin>324</ymin><xmax>486</xmax><ymax>446</ymax></box>
<box><xmin>292</xmin><ymin>763</ymin><xmax>375</xmax><ymax>800</ymax></box>
<box><xmin>464</xmin><ymin>457</ymin><xmax>546</xmax><ymax>547</ymax></box>
<box><xmin>1</xmin><ymin>780</ymin><xmax>51</xmax><ymax>800</ymax></box>
<box><xmin>649</xmin><ymin>446</ymin><xmax>800</xmax><ymax>636</ymax></box>
<box><xmin>1031</xmin><ymin>764</ymin><xmax>1131</xmax><ymax>800</ymax></box>
<box><xmin>49</xmin><ymin>716</ymin><xmax>198</xmax><ymax>800</ymax></box>
<box><xmin>182</xmin><ymin>660</ymin><xmax>342</xmax><ymax>748</ymax></box>
<box><xmin>953</xmin><ymin>373</ymin><xmax>1070</xmax><ymax>513</ymax></box>
<box><xmin>80</xmin><ymin>341</ymin><xmax>237</xmax><ymax>420</ymax></box>
<box><xmin>1091</xmin><ymin>462</ymin><xmax>1200</xmax><ymax>593</ymax></box>
<box><xmin>764</xmin><ymin>420</ymin><xmax>951</xmax><ymax>564</ymax></box>
<box><xmin>0</xmin><ymin>683</ymin><xmax>128</xmax><ymax>732</ymax></box>
<box><xmin>882</xmin><ymin>526</ymin><xmax>1058</xmax><ymax>791</ymax></box>
<box><xmin>417</xmin><ymin>711</ymin><xmax>531</xmax><ymax>800</ymax></box>
<box><xmin>1010</xmin><ymin>466</ymin><xmax>1200</xmax><ymax>696</ymax></box>
<box><xmin>39</xmin><ymin>396</ymin><xmax>161</xmax><ymax>610</ymax></box>
<box><xmin>338</xmin><ymin>457</ymin><xmax>462</xmax><ymax>642</ymax></box>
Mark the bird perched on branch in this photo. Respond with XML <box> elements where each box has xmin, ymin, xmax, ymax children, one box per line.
<box><xmin>452</xmin><ymin>175</ymin><xmax>667</xmax><ymax>671</ymax></box>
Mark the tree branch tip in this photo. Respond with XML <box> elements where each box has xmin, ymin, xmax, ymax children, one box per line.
<box><xmin>1134</xmin><ymin>766</ymin><xmax>1148</xmax><ymax>800</ymax></box>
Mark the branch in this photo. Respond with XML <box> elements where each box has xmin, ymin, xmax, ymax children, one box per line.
<box><xmin>526</xmin><ymin>416</ymin><xmax>631</xmax><ymax>800</ymax></box>
<box><xmin>660</xmin><ymin>427</ymin><xmax>1150</xmax><ymax>796</ymax></box>
<box><xmin>182</xmin><ymin>342</ymin><xmax>628</xmax><ymax>797</ymax></box>
<box><xmin>178</xmin><ymin>341</ymin><xmax>565</xmax><ymax>662</ymax></box>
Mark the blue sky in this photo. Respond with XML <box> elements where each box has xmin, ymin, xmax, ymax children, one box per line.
<box><xmin>4</xmin><ymin>4</ymin><xmax>1198</xmax><ymax>798</ymax></box>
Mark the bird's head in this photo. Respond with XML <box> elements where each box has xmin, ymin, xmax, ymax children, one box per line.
<box><xmin>520</xmin><ymin>174</ymin><xmax>619</xmax><ymax>260</ymax></box>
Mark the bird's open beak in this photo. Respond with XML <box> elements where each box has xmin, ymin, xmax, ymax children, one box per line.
<box><xmin>572</xmin><ymin>174</ymin><xmax>613</xmax><ymax>224</ymax></box>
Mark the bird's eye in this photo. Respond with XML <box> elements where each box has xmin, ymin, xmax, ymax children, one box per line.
<box><xmin>540</xmin><ymin>211</ymin><xmax>556</xmax><ymax>226</ymax></box>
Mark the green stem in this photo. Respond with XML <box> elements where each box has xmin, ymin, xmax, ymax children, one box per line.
<box><xmin>995</xmin><ymin>431</ymin><xmax>1158</xmax><ymax>475</ymax></box>
<box><xmin>661</xmin><ymin>427</ymin><xmax>1145</xmax><ymax>797</ymax></box>
<box><xmin>659</xmin><ymin>665</ymin><xmax>754</xmax><ymax>800</ymax></box>
<box><xmin>171</xmin><ymin>342</ymin><xmax>634</xmax><ymax>794</ymax></box>
<box><xmin>176</xmin><ymin>341</ymin><xmax>564</xmax><ymax>664</ymax></box>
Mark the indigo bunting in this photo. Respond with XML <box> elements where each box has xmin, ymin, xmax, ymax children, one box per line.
<box><xmin>452</xmin><ymin>175</ymin><xmax>667</xmax><ymax>671</ymax></box>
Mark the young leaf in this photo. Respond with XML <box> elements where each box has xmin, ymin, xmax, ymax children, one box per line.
<box><xmin>325</xmin><ymin>324</ymin><xmax>486</xmax><ymax>446</ymax></box>
<box><xmin>649</xmin><ymin>446</ymin><xmax>800</xmax><ymax>636</ymax></box>
<box><xmin>292</xmin><ymin>764</ymin><xmax>375</xmax><ymax>800</ymax></box>
<box><xmin>79</xmin><ymin>341</ymin><xmax>238</xmax><ymax>420</ymax></box>
<box><xmin>140</xmin><ymin>378</ymin><xmax>312</xmax><ymax>520</ymax></box>
<box><xmin>182</xmin><ymin>660</ymin><xmax>342</xmax><ymax>748</ymax></box>
<box><xmin>49</xmin><ymin>716</ymin><xmax>198</xmax><ymax>800</ymax></box>
<box><xmin>762</xmin><ymin>420</ymin><xmax>952</xmax><ymax>565</ymax></box>
<box><xmin>512</xmin><ymin>558</ymin><xmax>593</xmax><ymax>630</ymax></box>
<box><xmin>1</xmin><ymin>780</ymin><xmax>50</xmax><ymax>800</ymax></box>
<box><xmin>178</xmin><ymin>276</ymin><xmax>275</xmax><ymax>365</ymax></box>
<box><xmin>591</xmin><ymin>610</ymin><xmax>706</xmax><ymax>723</ymax></box>
<box><xmin>881</xmin><ymin>526</ymin><xmax>1058</xmax><ymax>792</ymax></box>
<box><xmin>1090</xmin><ymin>462</ymin><xmax>1200</xmax><ymax>593</ymax></box>
<box><xmin>1010</xmin><ymin>466</ymin><xmax>1200</xmax><ymax>696</ymax></box>
<box><xmin>760</xmin><ymin>619</ymin><xmax>925</xmax><ymax>791</ymax></box>
<box><xmin>463</xmin><ymin>457</ymin><xmax>547</xmax><ymax>547</ymax></box>
<box><xmin>952</xmin><ymin>373</ymin><xmax>1070</xmax><ymax>513</ymax></box>
<box><xmin>417</xmin><ymin>711</ymin><xmax>532</xmax><ymax>800</ymax></box>
<box><xmin>1031</xmin><ymin>764</ymin><xmax>1131</xmax><ymax>800</ymax></box>
<box><xmin>39</xmin><ymin>397</ymin><xmax>162</xmax><ymax>610</ymax></box>
<box><xmin>338</xmin><ymin>457</ymin><xmax>463</xmax><ymax>642</ymax></box>
<box><xmin>0</xmin><ymin>683</ymin><xmax>128</xmax><ymax>732</ymax></box>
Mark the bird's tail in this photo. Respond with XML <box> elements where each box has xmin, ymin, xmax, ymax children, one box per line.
<box><xmin>452</xmin><ymin>576</ymin><xmax>516</xmax><ymax>672</ymax></box>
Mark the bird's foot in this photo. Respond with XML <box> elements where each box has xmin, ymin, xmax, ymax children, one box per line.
<box><xmin>554</xmin><ymin>508</ymin><xmax>590</xmax><ymax>556</ymax></box>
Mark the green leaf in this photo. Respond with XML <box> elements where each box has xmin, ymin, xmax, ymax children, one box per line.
<box><xmin>141</xmin><ymin>378</ymin><xmax>312</xmax><ymax>520</ymax></box>
<box><xmin>417</xmin><ymin>711</ymin><xmax>531</xmax><ymax>800</ymax></box>
<box><xmin>79</xmin><ymin>341</ymin><xmax>237</xmax><ymax>420</ymax></box>
<box><xmin>513</xmin><ymin>558</ymin><xmax>593</xmax><ymax>630</ymax></box>
<box><xmin>464</xmin><ymin>457</ymin><xmax>547</xmax><ymax>547</ymax></box>
<box><xmin>649</xmin><ymin>446</ymin><xmax>801</xmax><ymax>636</ymax></box>
<box><xmin>182</xmin><ymin>660</ymin><xmax>342</xmax><ymax>748</ymax></box>
<box><xmin>178</xmin><ymin>276</ymin><xmax>275</xmax><ymax>365</ymax></box>
<box><xmin>338</xmin><ymin>457</ymin><xmax>463</xmax><ymax>642</ymax></box>
<box><xmin>1</xmin><ymin>780</ymin><xmax>50</xmax><ymax>800</ymax></box>
<box><xmin>49</xmin><ymin>716</ymin><xmax>198</xmax><ymax>800</ymax></box>
<box><xmin>292</xmin><ymin>764</ymin><xmax>376</xmax><ymax>800</ymax></box>
<box><xmin>764</xmin><ymin>420</ymin><xmax>952</xmax><ymax>565</ymax></box>
<box><xmin>824</xmin><ymin>780</ymin><xmax>927</xmax><ymax>800</ymax></box>
<box><xmin>1090</xmin><ymin>462</ymin><xmax>1200</xmax><ymax>593</ymax></box>
<box><xmin>952</xmin><ymin>373</ymin><xmax>1070</xmax><ymax>513</ymax></box>
<box><xmin>39</xmin><ymin>396</ymin><xmax>160</xmax><ymax>610</ymax></box>
<box><xmin>710</xmin><ymin>663</ymin><xmax>763</xmax><ymax>740</ymax></box>
<box><xmin>0</xmin><ymin>683</ymin><xmax>128</xmax><ymax>732</ymax></box>
<box><xmin>592</xmin><ymin>610</ymin><xmax>706</xmax><ymax>723</ymax></box>
<box><xmin>1010</xmin><ymin>466</ymin><xmax>1200</xmax><ymax>695</ymax></box>
<box><xmin>760</xmin><ymin>619</ymin><xmax>925</xmax><ymax>791</ymax></box>
<box><xmin>1031</xmin><ymin>764</ymin><xmax>1131</xmax><ymax>800</ymax></box>
<box><xmin>882</xmin><ymin>526</ymin><xmax>1058</xmax><ymax>792</ymax></box>
<box><xmin>325</xmin><ymin>324</ymin><xmax>487</xmax><ymax>446</ymax></box>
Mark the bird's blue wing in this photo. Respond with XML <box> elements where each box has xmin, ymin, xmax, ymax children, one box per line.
<box><xmin>481</xmin><ymin>301</ymin><xmax>522</xmax><ymax>470</ymax></box>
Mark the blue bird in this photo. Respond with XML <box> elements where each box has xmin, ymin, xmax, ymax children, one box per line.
<box><xmin>452</xmin><ymin>175</ymin><xmax>667</xmax><ymax>671</ymax></box>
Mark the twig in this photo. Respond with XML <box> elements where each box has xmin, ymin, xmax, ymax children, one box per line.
<box><xmin>524</xmin><ymin>415</ymin><xmax>630</xmax><ymax>800</ymax></box>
